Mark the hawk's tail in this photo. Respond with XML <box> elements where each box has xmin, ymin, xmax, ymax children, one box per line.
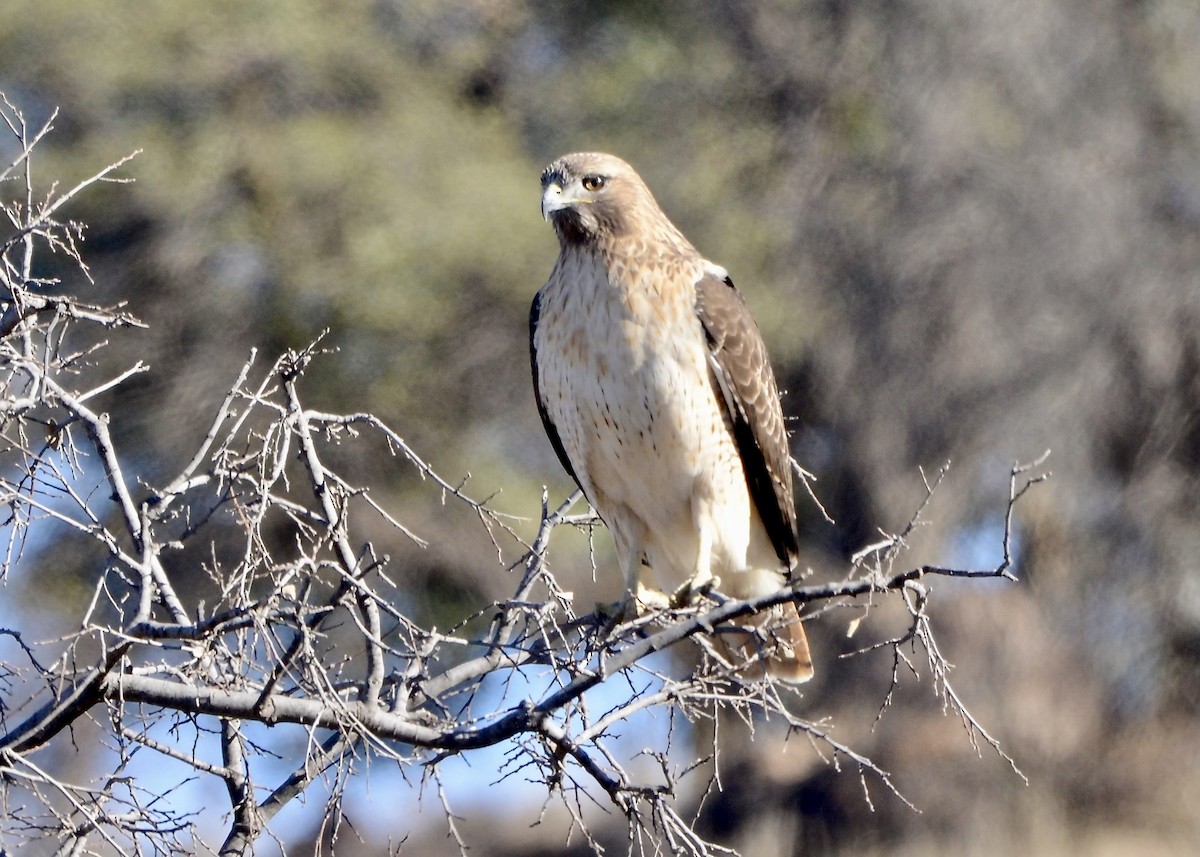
<box><xmin>763</xmin><ymin>600</ymin><xmax>814</xmax><ymax>683</ymax></box>
<box><xmin>715</xmin><ymin>568</ymin><xmax>814</xmax><ymax>684</ymax></box>
<box><xmin>719</xmin><ymin>600</ymin><xmax>814</xmax><ymax>684</ymax></box>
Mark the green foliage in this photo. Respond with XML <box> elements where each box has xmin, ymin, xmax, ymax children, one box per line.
<box><xmin>3</xmin><ymin>0</ymin><xmax>557</xmax><ymax>499</ymax></box>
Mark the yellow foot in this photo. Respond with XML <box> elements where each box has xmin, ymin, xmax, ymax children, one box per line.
<box><xmin>596</xmin><ymin>584</ymin><xmax>671</xmax><ymax>623</ymax></box>
<box><xmin>670</xmin><ymin>575</ymin><xmax>721</xmax><ymax>609</ymax></box>
<box><xmin>636</xmin><ymin>582</ymin><xmax>671</xmax><ymax>611</ymax></box>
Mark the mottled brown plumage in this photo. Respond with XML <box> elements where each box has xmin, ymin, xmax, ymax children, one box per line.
<box><xmin>530</xmin><ymin>152</ymin><xmax>812</xmax><ymax>682</ymax></box>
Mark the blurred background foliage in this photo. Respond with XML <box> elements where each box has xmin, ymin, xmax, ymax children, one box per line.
<box><xmin>3</xmin><ymin>0</ymin><xmax>1200</xmax><ymax>853</ymax></box>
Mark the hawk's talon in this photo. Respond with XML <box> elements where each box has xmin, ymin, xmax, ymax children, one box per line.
<box><xmin>595</xmin><ymin>583</ymin><xmax>670</xmax><ymax>627</ymax></box>
<box><xmin>595</xmin><ymin>597</ymin><xmax>636</xmax><ymax>624</ymax></box>
<box><xmin>670</xmin><ymin>575</ymin><xmax>721</xmax><ymax>609</ymax></box>
<box><xmin>636</xmin><ymin>582</ymin><xmax>671</xmax><ymax>611</ymax></box>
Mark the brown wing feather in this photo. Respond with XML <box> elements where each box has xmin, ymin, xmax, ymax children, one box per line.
<box><xmin>530</xmin><ymin>290</ymin><xmax>587</xmax><ymax>499</ymax></box>
<box><xmin>695</xmin><ymin>272</ymin><xmax>799</xmax><ymax>569</ymax></box>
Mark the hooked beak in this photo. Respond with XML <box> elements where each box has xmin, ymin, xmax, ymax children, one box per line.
<box><xmin>541</xmin><ymin>182</ymin><xmax>566</xmax><ymax>220</ymax></box>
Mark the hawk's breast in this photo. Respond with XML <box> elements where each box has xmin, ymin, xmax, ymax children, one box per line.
<box><xmin>533</xmin><ymin>249</ymin><xmax>758</xmax><ymax>590</ymax></box>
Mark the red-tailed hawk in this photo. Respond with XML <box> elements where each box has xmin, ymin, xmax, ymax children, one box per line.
<box><xmin>530</xmin><ymin>152</ymin><xmax>813</xmax><ymax>683</ymax></box>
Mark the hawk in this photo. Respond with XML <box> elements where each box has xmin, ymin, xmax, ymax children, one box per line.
<box><xmin>530</xmin><ymin>152</ymin><xmax>813</xmax><ymax>683</ymax></box>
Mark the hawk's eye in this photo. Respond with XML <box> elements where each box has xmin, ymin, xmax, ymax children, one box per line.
<box><xmin>581</xmin><ymin>174</ymin><xmax>606</xmax><ymax>192</ymax></box>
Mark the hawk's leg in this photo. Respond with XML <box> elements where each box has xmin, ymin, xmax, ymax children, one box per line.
<box><xmin>670</xmin><ymin>518</ymin><xmax>720</xmax><ymax>608</ymax></box>
<box><xmin>597</xmin><ymin>535</ymin><xmax>667</xmax><ymax>621</ymax></box>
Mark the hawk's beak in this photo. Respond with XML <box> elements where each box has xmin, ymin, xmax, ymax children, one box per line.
<box><xmin>541</xmin><ymin>182</ymin><xmax>566</xmax><ymax>220</ymax></box>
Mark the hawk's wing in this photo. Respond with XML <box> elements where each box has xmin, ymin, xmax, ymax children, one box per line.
<box><xmin>530</xmin><ymin>290</ymin><xmax>587</xmax><ymax>499</ymax></box>
<box><xmin>695</xmin><ymin>272</ymin><xmax>799</xmax><ymax>568</ymax></box>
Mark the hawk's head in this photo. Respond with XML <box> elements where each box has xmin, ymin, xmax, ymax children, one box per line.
<box><xmin>540</xmin><ymin>152</ymin><xmax>665</xmax><ymax>248</ymax></box>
